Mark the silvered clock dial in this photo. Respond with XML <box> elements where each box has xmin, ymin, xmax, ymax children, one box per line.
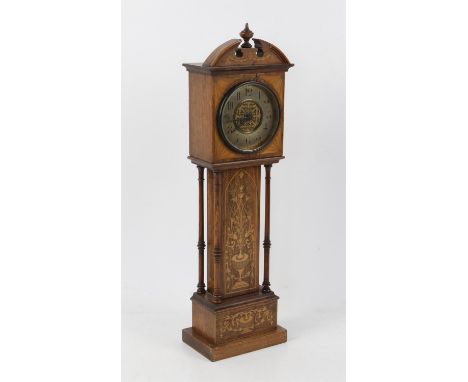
<box><xmin>217</xmin><ymin>81</ymin><xmax>280</xmax><ymax>153</ymax></box>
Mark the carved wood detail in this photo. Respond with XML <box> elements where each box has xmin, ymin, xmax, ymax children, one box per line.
<box><xmin>197</xmin><ymin>166</ymin><xmax>206</xmax><ymax>294</ymax></box>
<box><xmin>239</xmin><ymin>23</ymin><xmax>254</xmax><ymax>48</ymax></box>
<box><xmin>212</xmin><ymin>171</ymin><xmax>223</xmax><ymax>304</ymax></box>
<box><xmin>197</xmin><ymin>24</ymin><xmax>292</xmax><ymax>69</ymax></box>
<box><xmin>262</xmin><ymin>164</ymin><xmax>272</xmax><ymax>293</ymax></box>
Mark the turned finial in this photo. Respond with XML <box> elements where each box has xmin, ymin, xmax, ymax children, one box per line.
<box><xmin>240</xmin><ymin>23</ymin><xmax>254</xmax><ymax>48</ymax></box>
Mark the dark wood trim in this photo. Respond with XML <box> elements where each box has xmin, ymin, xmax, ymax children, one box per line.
<box><xmin>188</xmin><ymin>156</ymin><xmax>284</xmax><ymax>171</ymax></box>
<box><xmin>239</xmin><ymin>23</ymin><xmax>254</xmax><ymax>49</ymax></box>
<box><xmin>191</xmin><ymin>288</ymin><xmax>278</xmax><ymax>312</ymax></box>
<box><xmin>262</xmin><ymin>164</ymin><xmax>272</xmax><ymax>293</ymax></box>
<box><xmin>211</xmin><ymin>171</ymin><xmax>223</xmax><ymax>304</ymax></box>
<box><xmin>196</xmin><ymin>166</ymin><xmax>206</xmax><ymax>294</ymax></box>
<box><xmin>183</xmin><ymin>63</ymin><xmax>294</xmax><ymax>75</ymax></box>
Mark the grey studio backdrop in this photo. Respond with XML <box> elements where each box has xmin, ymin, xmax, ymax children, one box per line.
<box><xmin>123</xmin><ymin>0</ymin><xmax>345</xmax><ymax>380</ymax></box>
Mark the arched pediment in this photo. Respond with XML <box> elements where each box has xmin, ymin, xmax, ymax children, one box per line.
<box><xmin>202</xmin><ymin>38</ymin><xmax>292</xmax><ymax>68</ymax></box>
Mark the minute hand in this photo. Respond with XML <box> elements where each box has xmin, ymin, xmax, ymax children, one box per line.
<box><xmin>237</xmin><ymin>113</ymin><xmax>253</xmax><ymax>125</ymax></box>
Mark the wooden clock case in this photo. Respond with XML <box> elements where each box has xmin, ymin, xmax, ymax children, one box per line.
<box><xmin>182</xmin><ymin>25</ymin><xmax>293</xmax><ymax>361</ymax></box>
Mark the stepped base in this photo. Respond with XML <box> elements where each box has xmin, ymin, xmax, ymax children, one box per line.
<box><xmin>182</xmin><ymin>325</ymin><xmax>287</xmax><ymax>361</ymax></box>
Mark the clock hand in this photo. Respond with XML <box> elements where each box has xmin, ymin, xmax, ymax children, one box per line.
<box><xmin>239</xmin><ymin>113</ymin><xmax>253</xmax><ymax>124</ymax></box>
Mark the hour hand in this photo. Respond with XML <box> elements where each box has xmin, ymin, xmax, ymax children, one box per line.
<box><xmin>240</xmin><ymin>113</ymin><xmax>253</xmax><ymax>124</ymax></box>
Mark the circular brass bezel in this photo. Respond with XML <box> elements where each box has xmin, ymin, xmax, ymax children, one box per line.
<box><xmin>217</xmin><ymin>81</ymin><xmax>281</xmax><ymax>154</ymax></box>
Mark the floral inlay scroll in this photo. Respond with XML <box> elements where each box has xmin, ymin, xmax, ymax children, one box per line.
<box><xmin>224</xmin><ymin>169</ymin><xmax>258</xmax><ymax>294</ymax></box>
<box><xmin>218</xmin><ymin>302</ymin><xmax>276</xmax><ymax>340</ymax></box>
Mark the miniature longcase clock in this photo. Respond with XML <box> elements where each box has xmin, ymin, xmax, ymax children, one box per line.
<box><xmin>181</xmin><ymin>24</ymin><xmax>294</xmax><ymax>361</ymax></box>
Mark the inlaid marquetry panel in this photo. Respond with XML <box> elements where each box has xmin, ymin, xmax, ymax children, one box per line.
<box><xmin>190</xmin><ymin>293</ymin><xmax>279</xmax><ymax>345</ymax></box>
<box><xmin>206</xmin><ymin>166</ymin><xmax>260</xmax><ymax>298</ymax></box>
<box><xmin>223</xmin><ymin>167</ymin><xmax>260</xmax><ymax>296</ymax></box>
<box><xmin>217</xmin><ymin>300</ymin><xmax>277</xmax><ymax>342</ymax></box>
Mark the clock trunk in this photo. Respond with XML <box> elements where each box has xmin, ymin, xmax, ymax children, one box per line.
<box><xmin>206</xmin><ymin>166</ymin><xmax>260</xmax><ymax>298</ymax></box>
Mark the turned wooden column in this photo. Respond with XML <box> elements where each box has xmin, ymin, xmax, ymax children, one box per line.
<box><xmin>196</xmin><ymin>166</ymin><xmax>206</xmax><ymax>294</ymax></box>
<box><xmin>262</xmin><ymin>164</ymin><xmax>272</xmax><ymax>293</ymax></box>
<box><xmin>212</xmin><ymin>170</ymin><xmax>223</xmax><ymax>303</ymax></box>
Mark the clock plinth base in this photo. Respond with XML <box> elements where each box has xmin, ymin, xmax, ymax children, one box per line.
<box><xmin>182</xmin><ymin>289</ymin><xmax>287</xmax><ymax>360</ymax></box>
<box><xmin>182</xmin><ymin>325</ymin><xmax>287</xmax><ymax>362</ymax></box>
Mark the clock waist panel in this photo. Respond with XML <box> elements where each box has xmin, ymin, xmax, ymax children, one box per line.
<box><xmin>207</xmin><ymin>166</ymin><xmax>260</xmax><ymax>298</ymax></box>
